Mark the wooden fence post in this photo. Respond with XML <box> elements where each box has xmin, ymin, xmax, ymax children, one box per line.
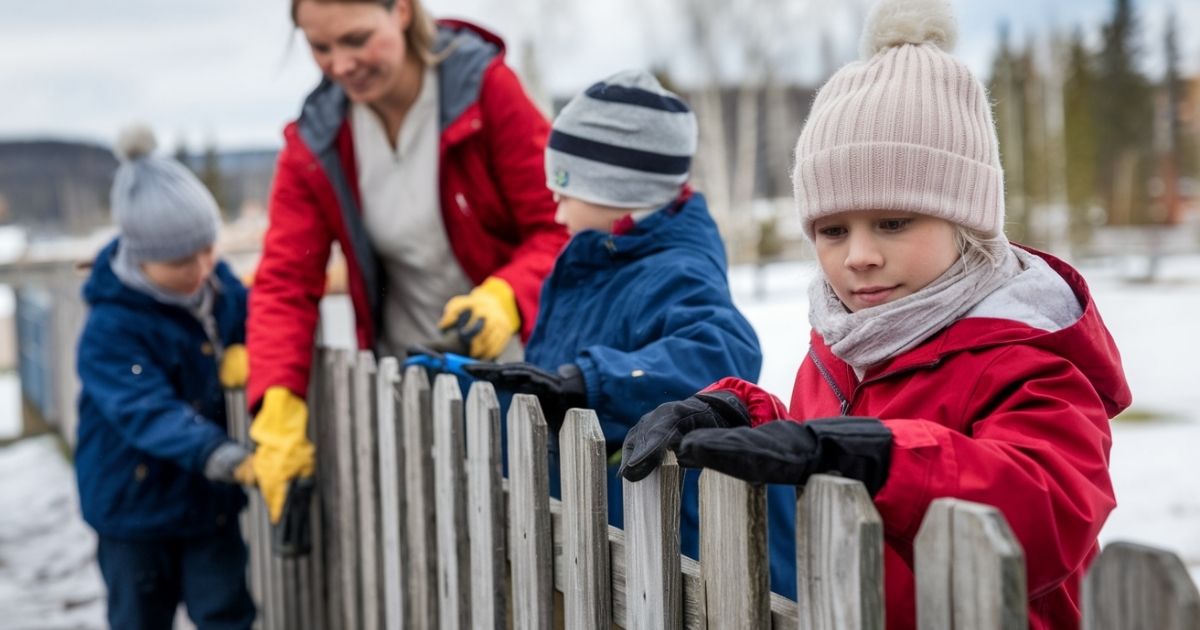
<box><xmin>401</xmin><ymin>365</ymin><xmax>438</xmax><ymax>628</ymax></box>
<box><xmin>622</xmin><ymin>451</ymin><xmax>682</xmax><ymax>629</ymax></box>
<box><xmin>433</xmin><ymin>374</ymin><xmax>471</xmax><ymax>629</ymax></box>
<box><xmin>795</xmin><ymin>474</ymin><xmax>885</xmax><ymax>629</ymax></box>
<box><xmin>466</xmin><ymin>381</ymin><xmax>506</xmax><ymax>629</ymax></box>
<box><xmin>1083</xmin><ymin>541</ymin><xmax>1200</xmax><ymax>630</ymax></box>
<box><xmin>507</xmin><ymin>394</ymin><xmax>553</xmax><ymax>628</ymax></box>
<box><xmin>915</xmin><ymin>498</ymin><xmax>1027</xmax><ymax>630</ymax></box>
<box><xmin>699</xmin><ymin>469</ymin><xmax>769</xmax><ymax>628</ymax></box>
<box><xmin>375</xmin><ymin>357</ymin><xmax>405</xmax><ymax>630</ymax></box>
<box><xmin>560</xmin><ymin>409</ymin><xmax>611</xmax><ymax>628</ymax></box>
<box><xmin>353</xmin><ymin>351</ymin><xmax>381</xmax><ymax>630</ymax></box>
<box><xmin>329</xmin><ymin>349</ymin><xmax>360</xmax><ymax>630</ymax></box>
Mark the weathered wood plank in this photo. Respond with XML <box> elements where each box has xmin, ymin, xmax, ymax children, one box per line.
<box><xmin>353</xmin><ymin>351</ymin><xmax>381</xmax><ymax>630</ymax></box>
<box><xmin>915</xmin><ymin>498</ymin><xmax>1027</xmax><ymax>630</ymax></box>
<box><xmin>466</xmin><ymin>381</ymin><xmax>506</xmax><ymax>630</ymax></box>
<box><xmin>560</xmin><ymin>409</ymin><xmax>611</xmax><ymax>628</ymax></box>
<box><xmin>507</xmin><ymin>394</ymin><xmax>553</xmax><ymax>628</ymax></box>
<box><xmin>795</xmin><ymin>475</ymin><xmax>884</xmax><ymax>629</ymax></box>
<box><xmin>308</xmin><ymin>350</ymin><xmax>330</xmax><ymax>630</ymax></box>
<box><xmin>401</xmin><ymin>365</ymin><xmax>438</xmax><ymax>628</ymax></box>
<box><xmin>433</xmin><ymin>374</ymin><xmax>471</xmax><ymax>629</ymax></box>
<box><xmin>1083</xmin><ymin>541</ymin><xmax>1200</xmax><ymax>630</ymax></box>
<box><xmin>623</xmin><ymin>451</ymin><xmax>682</xmax><ymax>629</ymax></box>
<box><xmin>331</xmin><ymin>349</ymin><xmax>360</xmax><ymax>630</ymax></box>
<box><xmin>699</xmin><ymin>470</ymin><xmax>769</xmax><ymax>628</ymax></box>
<box><xmin>375</xmin><ymin>357</ymin><xmax>404</xmax><ymax>630</ymax></box>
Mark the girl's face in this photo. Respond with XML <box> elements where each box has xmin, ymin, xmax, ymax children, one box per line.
<box><xmin>812</xmin><ymin>211</ymin><xmax>959</xmax><ymax>312</ymax></box>
<box><xmin>141</xmin><ymin>245</ymin><xmax>217</xmax><ymax>296</ymax></box>
<box><xmin>295</xmin><ymin>0</ymin><xmax>413</xmax><ymax>105</ymax></box>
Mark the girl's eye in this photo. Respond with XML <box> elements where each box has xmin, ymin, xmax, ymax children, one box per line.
<box><xmin>817</xmin><ymin>226</ymin><xmax>847</xmax><ymax>238</ymax></box>
<box><xmin>878</xmin><ymin>218</ymin><xmax>911</xmax><ymax>231</ymax></box>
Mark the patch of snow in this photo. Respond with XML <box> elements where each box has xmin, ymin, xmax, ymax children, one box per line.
<box><xmin>0</xmin><ymin>284</ymin><xmax>13</xmax><ymax>318</ymax></box>
<box><xmin>0</xmin><ymin>374</ymin><xmax>19</xmax><ymax>440</ymax></box>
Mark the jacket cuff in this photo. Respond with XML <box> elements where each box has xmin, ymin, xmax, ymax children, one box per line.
<box><xmin>872</xmin><ymin>420</ymin><xmax>954</xmax><ymax>541</ymax></box>
<box><xmin>700</xmin><ymin>377</ymin><xmax>791</xmax><ymax>427</ymax></box>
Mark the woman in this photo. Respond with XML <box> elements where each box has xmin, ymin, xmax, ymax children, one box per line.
<box><xmin>246</xmin><ymin>0</ymin><xmax>566</xmax><ymax>522</ymax></box>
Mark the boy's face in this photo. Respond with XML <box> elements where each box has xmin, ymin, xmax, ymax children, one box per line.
<box><xmin>554</xmin><ymin>194</ymin><xmax>627</xmax><ymax>235</ymax></box>
<box><xmin>812</xmin><ymin>211</ymin><xmax>959</xmax><ymax>312</ymax></box>
<box><xmin>140</xmin><ymin>245</ymin><xmax>217</xmax><ymax>296</ymax></box>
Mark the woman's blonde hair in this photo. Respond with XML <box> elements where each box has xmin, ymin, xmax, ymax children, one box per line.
<box><xmin>291</xmin><ymin>0</ymin><xmax>440</xmax><ymax>65</ymax></box>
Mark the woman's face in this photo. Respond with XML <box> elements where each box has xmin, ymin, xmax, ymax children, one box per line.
<box><xmin>812</xmin><ymin>211</ymin><xmax>960</xmax><ymax>312</ymax></box>
<box><xmin>295</xmin><ymin>0</ymin><xmax>412</xmax><ymax>104</ymax></box>
<box><xmin>141</xmin><ymin>245</ymin><xmax>217</xmax><ymax>296</ymax></box>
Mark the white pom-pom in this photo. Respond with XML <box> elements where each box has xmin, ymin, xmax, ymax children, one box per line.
<box><xmin>114</xmin><ymin>124</ymin><xmax>158</xmax><ymax>161</ymax></box>
<box><xmin>860</xmin><ymin>0</ymin><xmax>958</xmax><ymax>59</ymax></box>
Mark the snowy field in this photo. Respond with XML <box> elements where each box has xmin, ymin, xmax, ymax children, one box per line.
<box><xmin>1</xmin><ymin>254</ymin><xmax>1198</xmax><ymax>627</ymax></box>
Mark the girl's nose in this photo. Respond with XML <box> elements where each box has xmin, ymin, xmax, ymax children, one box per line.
<box><xmin>844</xmin><ymin>232</ymin><xmax>883</xmax><ymax>271</ymax></box>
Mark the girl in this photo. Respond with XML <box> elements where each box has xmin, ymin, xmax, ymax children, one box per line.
<box><xmin>246</xmin><ymin>0</ymin><xmax>567</xmax><ymax>522</ymax></box>
<box><xmin>620</xmin><ymin>1</ymin><xmax>1131</xmax><ymax>628</ymax></box>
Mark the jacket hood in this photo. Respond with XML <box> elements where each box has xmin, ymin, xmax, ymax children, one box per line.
<box><xmin>562</xmin><ymin>193</ymin><xmax>728</xmax><ymax>271</ymax></box>
<box><xmin>83</xmin><ymin>239</ymin><xmax>238</xmax><ymax>312</ymax></box>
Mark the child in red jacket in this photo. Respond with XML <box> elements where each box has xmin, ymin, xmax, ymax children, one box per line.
<box><xmin>619</xmin><ymin>0</ymin><xmax>1131</xmax><ymax>628</ymax></box>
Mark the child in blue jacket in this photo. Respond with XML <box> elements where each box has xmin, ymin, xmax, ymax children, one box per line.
<box><xmin>466</xmin><ymin>71</ymin><xmax>799</xmax><ymax>597</ymax></box>
<box><xmin>75</xmin><ymin>127</ymin><xmax>256</xmax><ymax>630</ymax></box>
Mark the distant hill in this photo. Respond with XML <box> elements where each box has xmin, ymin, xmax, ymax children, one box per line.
<box><xmin>0</xmin><ymin>140</ymin><xmax>278</xmax><ymax>237</ymax></box>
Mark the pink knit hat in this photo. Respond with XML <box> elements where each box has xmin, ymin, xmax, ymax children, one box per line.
<box><xmin>793</xmin><ymin>0</ymin><xmax>1005</xmax><ymax>239</ymax></box>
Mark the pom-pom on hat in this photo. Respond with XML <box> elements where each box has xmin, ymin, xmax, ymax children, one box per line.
<box><xmin>792</xmin><ymin>0</ymin><xmax>1005</xmax><ymax>239</ymax></box>
<box><xmin>110</xmin><ymin>124</ymin><xmax>220</xmax><ymax>262</ymax></box>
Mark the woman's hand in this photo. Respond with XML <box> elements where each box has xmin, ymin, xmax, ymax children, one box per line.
<box><xmin>439</xmin><ymin>277</ymin><xmax>520</xmax><ymax>359</ymax></box>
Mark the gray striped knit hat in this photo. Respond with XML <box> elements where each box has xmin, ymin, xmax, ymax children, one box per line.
<box><xmin>546</xmin><ymin>70</ymin><xmax>698</xmax><ymax>209</ymax></box>
<box><xmin>110</xmin><ymin>125</ymin><xmax>220</xmax><ymax>262</ymax></box>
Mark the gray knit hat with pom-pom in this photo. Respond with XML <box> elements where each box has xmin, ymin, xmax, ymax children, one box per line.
<box><xmin>110</xmin><ymin>125</ymin><xmax>220</xmax><ymax>262</ymax></box>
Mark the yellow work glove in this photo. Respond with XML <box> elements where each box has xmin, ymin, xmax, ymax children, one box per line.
<box><xmin>438</xmin><ymin>276</ymin><xmax>520</xmax><ymax>360</ymax></box>
<box><xmin>232</xmin><ymin>453</ymin><xmax>257</xmax><ymax>486</ymax></box>
<box><xmin>219</xmin><ymin>344</ymin><xmax>249</xmax><ymax>389</ymax></box>
<box><xmin>250</xmin><ymin>387</ymin><xmax>315</xmax><ymax>523</ymax></box>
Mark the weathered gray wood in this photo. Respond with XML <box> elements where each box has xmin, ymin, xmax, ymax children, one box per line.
<box><xmin>1083</xmin><ymin>542</ymin><xmax>1200</xmax><ymax>630</ymax></box>
<box><xmin>308</xmin><ymin>350</ymin><xmax>330</xmax><ymax>630</ymax></box>
<box><xmin>623</xmin><ymin>451</ymin><xmax>682</xmax><ymax>629</ymax></box>
<box><xmin>466</xmin><ymin>382</ymin><xmax>506</xmax><ymax>630</ymax></box>
<box><xmin>375</xmin><ymin>357</ymin><xmax>405</xmax><ymax>630</ymax></box>
<box><xmin>401</xmin><ymin>365</ymin><xmax>438</xmax><ymax>628</ymax></box>
<box><xmin>507</xmin><ymin>394</ymin><xmax>553</xmax><ymax>628</ymax></box>
<box><xmin>432</xmin><ymin>374</ymin><xmax>471</xmax><ymax>630</ymax></box>
<box><xmin>915</xmin><ymin>498</ymin><xmax>1027</xmax><ymax>630</ymax></box>
<box><xmin>795</xmin><ymin>475</ymin><xmax>885</xmax><ymax>629</ymax></box>
<box><xmin>353</xmin><ymin>351</ymin><xmax>382</xmax><ymax>630</ymax></box>
<box><xmin>224</xmin><ymin>388</ymin><xmax>265</xmax><ymax>629</ymax></box>
<box><xmin>329</xmin><ymin>349</ymin><xmax>361</xmax><ymax>630</ymax></box>
<box><xmin>699</xmin><ymin>470</ymin><xmax>769</xmax><ymax>629</ymax></box>
<box><xmin>559</xmin><ymin>409</ymin><xmax>611</xmax><ymax>628</ymax></box>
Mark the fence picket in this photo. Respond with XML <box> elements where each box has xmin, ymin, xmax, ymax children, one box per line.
<box><xmin>433</xmin><ymin>374</ymin><xmax>471</xmax><ymax>629</ymax></box>
<box><xmin>699</xmin><ymin>469</ymin><xmax>769</xmax><ymax>628</ymax></box>
<box><xmin>329</xmin><ymin>349</ymin><xmax>360</xmax><ymax>630</ymax></box>
<box><xmin>623</xmin><ymin>451</ymin><xmax>682</xmax><ymax>629</ymax></box>
<box><xmin>507</xmin><ymin>394</ymin><xmax>553</xmax><ymax>628</ymax></box>
<box><xmin>375</xmin><ymin>357</ymin><xmax>404</xmax><ymax>630</ymax></box>
<box><xmin>401</xmin><ymin>366</ymin><xmax>438</xmax><ymax>628</ymax></box>
<box><xmin>915</xmin><ymin>498</ymin><xmax>1027</xmax><ymax>630</ymax></box>
<box><xmin>1083</xmin><ymin>541</ymin><xmax>1200</xmax><ymax>630</ymax></box>
<box><xmin>466</xmin><ymin>382</ymin><xmax>506</xmax><ymax>629</ymax></box>
<box><xmin>353</xmin><ymin>351</ymin><xmax>381</xmax><ymax>630</ymax></box>
<box><xmin>795</xmin><ymin>475</ymin><xmax>884</xmax><ymax>629</ymax></box>
<box><xmin>560</xmin><ymin>409</ymin><xmax>611</xmax><ymax>628</ymax></box>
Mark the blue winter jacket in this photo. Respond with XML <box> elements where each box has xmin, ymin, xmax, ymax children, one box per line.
<box><xmin>75</xmin><ymin>239</ymin><xmax>247</xmax><ymax>539</ymax></box>
<box><xmin>525</xmin><ymin>194</ymin><xmax>800</xmax><ymax>598</ymax></box>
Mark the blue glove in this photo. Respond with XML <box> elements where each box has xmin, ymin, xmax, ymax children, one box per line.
<box><xmin>404</xmin><ymin>345</ymin><xmax>479</xmax><ymax>379</ymax></box>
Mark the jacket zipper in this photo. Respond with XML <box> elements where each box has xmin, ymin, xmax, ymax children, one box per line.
<box><xmin>808</xmin><ymin>347</ymin><xmax>851</xmax><ymax>416</ymax></box>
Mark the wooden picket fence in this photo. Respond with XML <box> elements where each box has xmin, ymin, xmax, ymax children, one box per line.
<box><xmin>226</xmin><ymin>347</ymin><xmax>1200</xmax><ymax>629</ymax></box>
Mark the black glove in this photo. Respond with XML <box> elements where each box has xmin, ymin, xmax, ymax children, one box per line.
<box><xmin>619</xmin><ymin>390</ymin><xmax>752</xmax><ymax>482</ymax></box>
<box><xmin>675</xmin><ymin>417</ymin><xmax>893</xmax><ymax>495</ymax></box>
<box><xmin>463</xmin><ymin>362</ymin><xmax>586</xmax><ymax>432</ymax></box>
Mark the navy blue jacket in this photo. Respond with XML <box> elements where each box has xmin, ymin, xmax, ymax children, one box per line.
<box><xmin>525</xmin><ymin>194</ymin><xmax>798</xmax><ymax>597</ymax></box>
<box><xmin>75</xmin><ymin>240</ymin><xmax>247</xmax><ymax>539</ymax></box>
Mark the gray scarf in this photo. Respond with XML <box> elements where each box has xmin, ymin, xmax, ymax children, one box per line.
<box><xmin>112</xmin><ymin>244</ymin><xmax>223</xmax><ymax>356</ymax></box>
<box><xmin>808</xmin><ymin>236</ymin><xmax>1023</xmax><ymax>371</ymax></box>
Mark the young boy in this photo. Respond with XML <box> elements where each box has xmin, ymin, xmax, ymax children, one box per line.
<box><xmin>465</xmin><ymin>71</ymin><xmax>799</xmax><ymax>597</ymax></box>
<box><xmin>75</xmin><ymin>126</ymin><xmax>256</xmax><ymax>629</ymax></box>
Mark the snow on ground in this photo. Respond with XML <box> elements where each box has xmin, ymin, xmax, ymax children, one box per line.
<box><xmin>0</xmin><ymin>374</ymin><xmax>19</xmax><ymax>440</ymax></box>
<box><xmin>0</xmin><ymin>254</ymin><xmax>1196</xmax><ymax>628</ymax></box>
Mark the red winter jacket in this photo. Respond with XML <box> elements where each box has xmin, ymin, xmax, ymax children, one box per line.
<box><xmin>710</xmin><ymin>249</ymin><xmax>1130</xmax><ymax>630</ymax></box>
<box><xmin>248</xmin><ymin>21</ymin><xmax>567</xmax><ymax>407</ymax></box>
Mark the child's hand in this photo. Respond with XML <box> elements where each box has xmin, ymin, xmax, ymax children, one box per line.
<box><xmin>619</xmin><ymin>390</ymin><xmax>751</xmax><ymax>482</ymax></box>
<box><xmin>675</xmin><ymin>417</ymin><xmax>893</xmax><ymax>495</ymax></box>
<box><xmin>219</xmin><ymin>344</ymin><xmax>249</xmax><ymax>389</ymax></box>
<box><xmin>233</xmin><ymin>454</ymin><xmax>256</xmax><ymax>486</ymax></box>
<box><xmin>464</xmin><ymin>362</ymin><xmax>585</xmax><ymax>432</ymax></box>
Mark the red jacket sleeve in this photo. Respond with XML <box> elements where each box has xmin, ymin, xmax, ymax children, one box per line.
<box><xmin>873</xmin><ymin>345</ymin><xmax>1116</xmax><ymax>598</ymax></box>
<box><xmin>476</xmin><ymin>61</ymin><xmax>568</xmax><ymax>339</ymax></box>
<box><xmin>247</xmin><ymin>128</ymin><xmax>334</xmax><ymax>408</ymax></box>
<box><xmin>701</xmin><ymin>377</ymin><xmax>791</xmax><ymax>426</ymax></box>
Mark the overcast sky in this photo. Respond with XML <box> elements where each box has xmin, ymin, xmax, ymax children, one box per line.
<box><xmin>2</xmin><ymin>0</ymin><xmax>1196</xmax><ymax>150</ymax></box>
